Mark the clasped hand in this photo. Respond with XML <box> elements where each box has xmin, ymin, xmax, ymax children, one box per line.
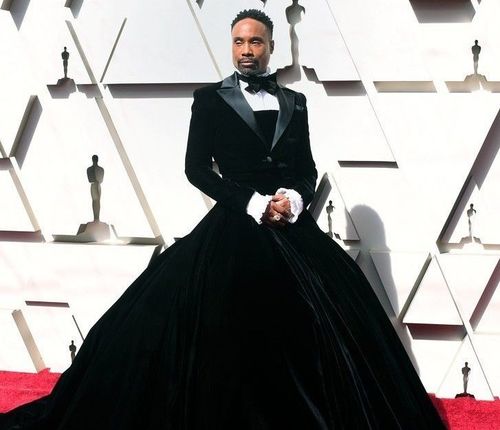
<box><xmin>261</xmin><ymin>194</ymin><xmax>292</xmax><ymax>228</ymax></box>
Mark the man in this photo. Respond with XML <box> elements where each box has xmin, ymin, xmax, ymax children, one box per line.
<box><xmin>184</xmin><ymin>10</ymin><xmax>324</xmax><ymax>427</ymax></box>
<box><xmin>185</xmin><ymin>9</ymin><xmax>317</xmax><ymax>230</ymax></box>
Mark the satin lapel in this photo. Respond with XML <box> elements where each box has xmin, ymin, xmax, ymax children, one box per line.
<box><xmin>216</xmin><ymin>73</ymin><xmax>267</xmax><ymax>147</ymax></box>
<box><xmin>271</xmin><ymin>87</ymin><xmax>294</xmax><ymax>151</ymax></box>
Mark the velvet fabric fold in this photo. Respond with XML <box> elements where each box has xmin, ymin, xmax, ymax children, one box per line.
<box><xmin>0</xmin><ymin>204</ymin><xmax>445</xmax><ymax>429</ymax></box>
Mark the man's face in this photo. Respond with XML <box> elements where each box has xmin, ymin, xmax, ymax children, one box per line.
<box><xmin>231</xmin><ymin>18</ymin><xmax>274</xmax><ymax>76</ymax></box>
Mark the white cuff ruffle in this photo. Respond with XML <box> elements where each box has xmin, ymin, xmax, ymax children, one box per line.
<box><xmin>276</xmin><ymin>188</ymin><xmax>303</xmax><ymax>224</ymax></box>
<box><xmin>246</xmin><ymin>191</ymin><xmax>272</xmax><ymax>224</ymax></box>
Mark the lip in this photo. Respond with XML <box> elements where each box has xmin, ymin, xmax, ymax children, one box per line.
<box><xmin>239</xmin><ymin>60</ymin><xmax>256</xmax><ymax>66</ymax></box>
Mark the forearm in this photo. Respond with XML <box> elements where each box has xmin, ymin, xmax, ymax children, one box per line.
<box><xmin>291</xmin><ymin>170</ymin><xmax>317</xmax><ymax>208</ymax></box>
<box><xmin>185</xmin><ymin>90</ymin><xmax>255</xmax><ymax>212</ymax></box>
<box><xmin>291</xmin><ymin>93</ymin><xmax>317</xmax><ymax>208</ymax></box>
<box><xmin>185</xmin><ymin>163</ymin><xmax>255</xmax><ymax>212</ymax></box>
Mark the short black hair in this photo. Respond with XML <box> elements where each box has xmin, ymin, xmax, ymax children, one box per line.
<box><xmin>231</xmin><ymin>9</ymin><xmax>273</xmax><ymax>37</ymax></box>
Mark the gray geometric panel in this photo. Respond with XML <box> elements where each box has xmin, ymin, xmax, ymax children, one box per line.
<box><xmin>72</xmin><ymin>15</ymin><xmax>126</xmax><ymax>83</ymax></box>
<box><xmin>419</xmin><ymin>25</ymin><xmax>484</xmax><ymax>81</ymax></box>
<box><xmin>441</xmin><ymin>177</ymin><xmax>483</xmax><ymax>244</ymax></box>
<box><xmin>345</xmin><ymin>249</ymin><xmax>360</xmax><ymax>261</ymax></box>
<box><xmin>104</xmin><ymin>96</ymin><xmax>209</xmax><ymax>240</ymax></box>
<box><xmin>0</xmin><ymin>243</ymin><xmax>33</xmax><ymax>306</ymax></box>
<box><xmin>103</xmin><ymin>2</ymin><xmax>220</xmax><ymax>83</ymax></box>
<box><xmin>374</xmin><ymin>93</ymin><xmax>500</xmax><ymax>244</ymax></box>
<box><xmin>325</xmin><ymin>0</ymin><xmax>431</xmax><ymax>81</ymax></box>
<box><xmin>409</xmin><ymin>0</ymin><xmax>476</xmax><ymax>24</ymax></box>
<box><xmin>282</xmin><ymin>0</ymin><xmax>359</xmax><ymax>81</ymax></box>
<box><xmin>0</xmin><ymin>169</ymin><xmax>33</xmax><ymax>232</ymax></box>
<box><xmin>403</xmin><ymin>257</ymin><xmax>463</xmax><ymax>325</ymax></box>
<box><xmin>408</xmin><ymin>336</ymin><xmax>462</xmax><ymax>393</ymax></box>
<box><xmin>471</xmin><ymin>154</ymin><xmax>500</xmax><ymax>245</ymax></box>
<box><xmin>472</xmin><ymin>1</ymin><xmax>500</xmax><ymax>81</ymax></box>
<box><xmin>310</xmin><ymin>95</ymin><xmax>394</xmax><ymax>162</ymax></box>
<box><xmin>334</xmin><ymin>168</ymin><xmax>422</xmax><ymax>250</ymax></box>
<box><xmin>19</xmin><ymin>96</ymin><xmax>155</xmax><ymax>239</ymax></box>
<box><xmin>14</xmin><ymin>2</ymin><xmax>93</xmax><ymax>84</ymax></box>
<box><xmin>475</xmin><ymin>263</ymin><xmax>500</xmax><ymax>334</ymax></box>
<box><xmin>474</xmin><ymin>334</ymin><xmax>500</xmax><ymax>397</ymax></box>
<box><xmin>374</xmin><ymin>81</ymin><xmax>436</xmax><ymax>93</ymax></box>
<box><xmin>310</xmin><ymin>172</ymin><xmax>359</xmax><ymax>241</ymax></box>
<box><xmin>371</xmin><ymin>251</ymin><xmax>429</xmax><ymax>317</ymax></box>
<box><xmin>0</xmin><ymin>13</ymin><xmax>36</xmax><ymax>152</ymax></box>
<box><xmin>437</xmin><ymin>335</ymin><xmax>494</xmax><ymax>400</ymax></box>
<box><xmin>0</xmin><ymin>309</ymin><xmax>38</xmax><ymax>373</ymax></box>
<box><xmin>439</xmin><ymin>254</ymin><xmax>499</xmax><ymax>321</ymax></box>
<box><xmin>9</xmin><ymin>96</ymin><xmax>42</xmax><ymax>168</ymax></box>
<box><xmin>12</xmin><ymin>243</ymin><xmax>155</xmax><ymax>339</ymax></box>
<box><xmin>439</xmin><ymin>107</ymin><xmax>500</xmax><ymax>246</ymax></box>
<box><xmin>65</xmin><ymin>0</ymin><xmax>85</xmax><ymax>19</ymax></box>
<box><xmin>1</xmin><ymin>0</ymin><xmax>30</xmax><ymax>29</ymax></box>
<box><xmin>0</xmin><ymin>1</ymin><xmax>13</xmax><ymax>10</ymax></box>
<box><xmin>22</xmin><ymin>305</ymin><xmax>81</xmax><ymax>373</ymax></box>
<box><xmin>419</xmin><ymin>2</ymin><xmax>500</xmax><ymax>82</ymax></box>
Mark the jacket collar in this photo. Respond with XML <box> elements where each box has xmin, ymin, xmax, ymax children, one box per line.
<box><xmin>216</xmin><ymin>72</ymin><xmax>294</xmax><ymax>151</ymax></box>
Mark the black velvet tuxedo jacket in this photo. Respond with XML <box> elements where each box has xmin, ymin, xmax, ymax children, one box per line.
<box><xmin>185</xmin><ymin>72</ymin><xmax>317</xmax><ymax>216</ymax></box>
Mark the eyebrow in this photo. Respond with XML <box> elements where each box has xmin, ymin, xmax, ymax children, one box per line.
<box><xmin>232</xmin><ymin>36</ymin><xmax>265</xmax><ymax>42</ymax></box>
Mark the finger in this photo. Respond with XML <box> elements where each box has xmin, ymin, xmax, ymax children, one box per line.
<box><xmin>268</xmin><ymin>207</ymin><xmax>284</xmax><ymax>219</ymax></box>
<box><xmin>273</xmin><ymin>200</ymin><xmax>291</xmax><ymax>212</ymax></box>
<box><xmin>272</xmin><ymin>197</ymin><xmax>291</xmax><ymax>210</ymax></box>
<box><xmin>271</xmin><ymin>194</ymin><xmax>287</xmax><ymax>201</ymax></box>
<box><xmin>262</xmin><ymin>216</ymin><xmax>284</xmax><ymax>228</ymax></box>
<box><xmin>271</xmin><ymin>206</ymin><xmax>292</xmax><ymax>221</ymax></box>
<box><xmin>270</xmin><ymin>204</ymin><xmax>291</xmax><ymax>218</ymax></box>
<box><xmin>270</xmin><ymin>202</ymin><xmax>290</xmax><ymax>215</ymax></box>
<box><xmin>273</xmin><ymin>197</ymin><xmax>290</xmax><ymax>206</ymax></box>
<box><xmin>262</xmin><ymin>209</ymin><xmax>286</xmax><ymax>226</ymax></box>
<box><xmin>268</xmin><ymin>211</ymin><xmax>288</xmax><ymax>226</ymax></box>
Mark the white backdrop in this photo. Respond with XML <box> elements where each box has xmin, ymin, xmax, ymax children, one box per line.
<box><xmin>0</xmin><ymin>0</ymin><xmax>499</xmax><ymax>399</ymax></box>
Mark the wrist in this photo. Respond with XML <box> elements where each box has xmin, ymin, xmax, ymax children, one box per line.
<box><xmin>246</xmin><ymin>192</ymin><xmax>272</xmax><ymax>224</ymax></box>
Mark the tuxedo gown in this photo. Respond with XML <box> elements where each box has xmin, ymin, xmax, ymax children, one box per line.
<box><xmin>0</xmin><ymin>74</ymin><xmax>446</xmax><ymax>429</ymax></box>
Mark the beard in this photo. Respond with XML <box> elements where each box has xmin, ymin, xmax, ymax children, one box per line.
<box><xmin>237</xmin><ymin>60</ymin><xmax>263</xmax><ymax>76</ymax></box>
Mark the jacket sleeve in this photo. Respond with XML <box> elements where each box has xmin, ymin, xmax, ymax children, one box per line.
<box><xmin>185</xmin><ymin>89</ymin><xmax>256</xmax><ymax>212</ymax></box>
<box><xmin>291</xmin><ymin>93</ymin><xmax>318</xmax><ymax>208</ymax></box>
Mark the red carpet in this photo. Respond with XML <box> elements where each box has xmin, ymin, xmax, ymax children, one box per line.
<box><xmin>0</xmin><ymin>370</ymin><xmax>60</xmax><ymax>413</ymax></box>
<box><xmin>431</xmin><ymin>395</ymin><xmax>500</xmax><ymax>430</ymax></box>
<box><xmin>1</xmin><ymin>371</ymin><xmax>499</xmax><ymax>428</ymax></box>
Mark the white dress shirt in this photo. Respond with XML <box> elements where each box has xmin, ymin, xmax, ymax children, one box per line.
<box><xmin>237</xmin><ymin>75</ymin><xmax>304</xmax><ymax>224</ymax></box>
<box><xmin>239</xmin><ymin>77</ymin><xmax>280</xmax><ymax>112</ymax></box>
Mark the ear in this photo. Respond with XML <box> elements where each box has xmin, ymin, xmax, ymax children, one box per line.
<box><xmin>270</xmin><ymin>40</ymin><xmax>275</xmax><ymax>54</ymax></box>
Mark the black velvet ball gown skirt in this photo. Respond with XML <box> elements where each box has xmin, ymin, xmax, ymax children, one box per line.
<box><xmin>0</xmin><ymin>203</ymin><xmax>445</xmax><ymax>429</ymax></box>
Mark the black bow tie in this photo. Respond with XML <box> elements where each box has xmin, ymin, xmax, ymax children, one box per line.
<box><xmin>237</xmin><ymin>73</ymin><xmax>278</xmax><ymax>95</ymax></box>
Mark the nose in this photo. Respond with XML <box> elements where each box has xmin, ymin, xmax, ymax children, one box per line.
<box><xmin>241</xmin><ymin>42</ymin><xmax>253</xmax><ymax>56</ymax></box>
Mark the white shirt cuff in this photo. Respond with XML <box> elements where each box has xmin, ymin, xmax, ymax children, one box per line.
<box><xmin>276</xmin><ymin>188</ymin><xmax>303</xmax><ymax>224</ymax></box>
<box><xmin>246</xmin><ymin>191</ymin><xmax>272</xmax><ymax>224</ymax></box>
